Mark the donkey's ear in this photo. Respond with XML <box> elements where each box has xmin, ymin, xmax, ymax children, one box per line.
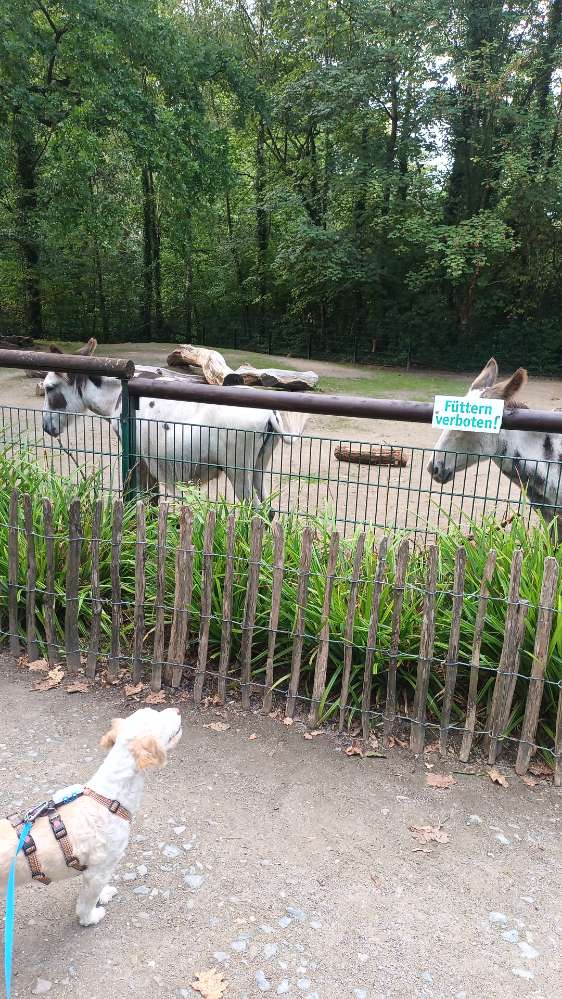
<box><xmin>470</xmin><ymin>358</ymin><xmax>498</xmax><ymax>392</ymax></box>
<box><xmin>50</xmin><ymin>344</ymin><xmax>63</xmax><ymax>354</ymax></box>
<box><xmin>488</xmin><ymin>367</ymin><xmax>528</xmax><ymax>400</ymax></box>
<box><xmin>76</xmin><ymin>338</ymin><xmax>97</xmax><ymax>356</ymax></box>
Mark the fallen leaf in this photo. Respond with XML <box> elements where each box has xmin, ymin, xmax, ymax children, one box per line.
<box><xmin>368</xmin><ymin>734</ymin><xmax>379</xmax><ymax>749</ymax></box>
<box><xmin>488</xmin><ymin>768</ymin><xmax>509</xmax><ymax>789</ymax></box>
<box><xmin>345</xmin><ymin>744</ymin><xmax>364</xmax><ymax>757</ymax></box>
<box><xmin>248</xmin><ymin>733</ymin><xmax>257</xmax><ymax>741</ymax></box>
<box><xmin>283</xmin><ymin>717</ymin><xmax>294</xmax><ymax>726</ymax></box>
<box><xmin>387</xmin><ymin>735</ymin><xmax>408</xmax><ymax>749</ymax></box>
<box><xmin>66</xmin><ymin>680</ymin><xmax>90</xmax><ymax>694</ymax></box>
<box><xmin>528</xmin><ymin>759</ymin><xmax>554</xmax><ymax>780</ymax></box>
<box><xmin>145</xmin><ymin>689</ymin><xmax>166</xmax><ymax>704</ymax></box>
<box><xmin>191</xmin><ymin>968</ymin><xmax>227</xmax><ymax>998</ymax></box>
<box><xmin>310</xmin><ymin>729</ymin><xmax>323</xmax><ymax>737</ymax></box>
<box><xmin>409</xmin><ymin>823</ymin><xmax>449</xmax><ymax>846</ymax></box>
<box><xmin>424</xmin><ymin>741</ymin><xmax>440</xmax><ymax>754</ymax></box>
<box><xmin>125</xmin><ymin>682</ymin><xmax>144</xmax><ymax>698</ymax></box>
<box><xmin>203</xmin><ymin>722</ymin><xmax>230</xmax><ymax>733</ymax></box>
<box><xmin>303</xmin><ymin>733</ymin><xmax>313</xmax><ymax>741</ymax></box>
<box><xmin>17</xmin><ymin>655</ymin><xmax>29</xmax><ymax>669</ymax></box>
<box><xmin>28</xmin><ymin>659</ymin><xmax>50</xmax><ymax>673</ymax></box>
<box><xmin>363</xmin><ymin>750</ymin><xmax>386</xmax><ymax>758</ymax></box>
<box><xmin>426</xmin><ymin>773</ymin><xmax>457</xmax><ymax>790</ymax></box>
<box><xmin>522</xmin><ymin>775</ymin><xmax>538</xmax><ymax>788</ymax></box>
<box><xmin>370</xmin><ymin>875</ymin><xmax>383</xmax><ymax>890</ymax></box>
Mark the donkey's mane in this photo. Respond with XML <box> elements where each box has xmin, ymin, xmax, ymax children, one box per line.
<box><xmin>504</xmin><ymin>398</ymin><xmax>529</xmax><ymax>410</ymax></box>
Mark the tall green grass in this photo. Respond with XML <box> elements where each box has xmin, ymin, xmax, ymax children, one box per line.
<box><xmin>1</xmin><ymin>445</ymin><xmax>560</xmax><ymax>751</ymax></box>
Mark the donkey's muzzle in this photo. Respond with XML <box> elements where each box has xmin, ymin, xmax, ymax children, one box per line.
<box><xmin>427</xmin><ymin>459</ymin><xmax>454</xmax><ymax>485</ymax></box>
<box><xmin>42</xmin><ymin>413</ymin><xmax>62</xmax><ymax>438</ymax></box>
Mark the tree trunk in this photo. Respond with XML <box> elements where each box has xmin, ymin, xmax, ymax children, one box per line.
<box><xmin>141</xmin><ymin>165</ymin><xmax>153</xmax><ymax>339</ymax></box>
<box><xmin>13</xmin><ymin>120</ymin><xmax>42</xmax><ymax>339</ymax></box>
<box><xmin>255</xmin><ymin>114</ymin><xmax>268</xmax><ymax>337</ymax></box>
<box><xmin>532</xmin><ymin>0</ymin><xmax>562</xmax><ymax>164</ymax></box>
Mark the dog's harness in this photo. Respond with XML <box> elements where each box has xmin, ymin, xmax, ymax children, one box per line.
<box><xmin>5</xmin><ymin>788</ymin><xmax>131</xmax><ymax>886</ymax></box>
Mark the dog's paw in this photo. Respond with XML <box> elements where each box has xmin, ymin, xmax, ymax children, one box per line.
<box><xmin>78</xmin><ymin>905</ymin><xmax>106</xmax><ymax>927</ymax></box>
<box><xmin>98</xmin><ymin>885</ymin><xmax>118</xmax><ymax>905</ymax></box>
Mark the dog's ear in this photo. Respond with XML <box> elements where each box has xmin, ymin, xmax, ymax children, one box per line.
<box><xmin>100</xmin><ymin>717</ymin><xmax>124</xmax><ymax>749</ymax></box>
<box><xmin>130</xmin><ymin>736</ymin><xmax>167</xmax><ymax>770</ymax></box>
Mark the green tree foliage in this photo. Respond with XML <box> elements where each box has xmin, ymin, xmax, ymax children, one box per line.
<box><xmin>1</xmin><ymin>1</ymin><xmax>561</xmax><ymax>370</ymax></box>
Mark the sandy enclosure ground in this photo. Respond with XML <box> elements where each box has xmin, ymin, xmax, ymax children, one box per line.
<box><xmin>1</xmin><ymin>346</ymin><xmax>562</xmax><ymax>535</ymax></box>
<box><xmin>0</xmin><ymin>658</ymin><xmax>561</xmax><ymax>999</ymax></box>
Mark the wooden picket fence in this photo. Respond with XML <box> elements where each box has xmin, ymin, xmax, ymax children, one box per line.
<box><xmin>3</xmin><ymin>489</ymin><xmax>562</xmax><ymax>783</ymax></box>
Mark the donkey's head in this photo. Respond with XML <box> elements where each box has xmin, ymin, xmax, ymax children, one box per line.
<box><xmin>42</xmin><ymin>338</ymin><xmax>101</xmax><ymax>437</ymax></box>
<box><xmin>427</xmin><ymin>358</ymin><xmax>528</xmax><ymax>484</ymax></box>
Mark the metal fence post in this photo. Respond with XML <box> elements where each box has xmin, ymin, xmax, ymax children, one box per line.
<box><xmin>120</xmin><ymin>377</ymin><xmax>138</xmax><ymax>501</ymax></box>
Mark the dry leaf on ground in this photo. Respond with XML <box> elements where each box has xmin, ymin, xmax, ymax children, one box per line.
<box><xmin>424</xmin><ymin>741</ymin><xmax>440</xmax><ymax>754</ymax></box>
<box><xmin>522</xmin><ymin>775</ymin><xmax>538</xmax><ymax>787</ymax></box>
<box><xmin>345</xmin><ymin>744</ymin><xmax>364</xmax><ymax>757</ymax></box>
<box><xmin>191</xmin><ymin>968</ymin><xmax>227</xmax><ymax>998</ymax></box>
<box><xmin>203</xmin><ymin>721</ymin><xmax>230</xmax><ymax>733</ymax></box>
<box><xmin>387</xmin><ymin>735</ymin><xmax>408</xmax><ymax>749</ymax></box>
<box><xmin>528</xmin><ymin>759</ymin><xmax>554</xmax><ymax>779</ymax></box>
<box><xmin>125</xmin><ymin>682</ymin><xmax>144</xmax><ymax>697</ymax></box>
<box><xmin>32</xmin><ymin>667</ymin><xmax>64</xmax><ymax>692</ymax></box>
<box><xmin>28</xmin><ymin>659</ymin><xmax>50</xmax><ymax>672</ymax></box>
<box><xmin>248</xmin><ymin>733</ymin><xmax>257</xmax><ymax>741</ymax></box>
<box><xmin>17</xmin><ymin>655</ymin><xmax>29</xmax><ymax>669</ymax></box>
<box><xmin>303</xmin><ymin>733</ymin><xmax>313</xmax><ymax>740</ymax></box>
<box><xmin>488</xmin><ymin>768</ymin><xmax>509</xmax><ymax>788</ymax></box>
<box><xmin>283</xmin><ymin>717</ymin><xmax>294</xmax><ymax>726</ymax></box>
<box><xmin>66</xmin><ymin>680</ymin><xmax>90</xmax><ymax>694</ymax></box>
<box><xmin>409</xmin><ymin>823</ymin><xmax>449</xmax><ymax>846</ymax></box>
<box><xmin>426</xmin><ymin>773</ymin><xmax>457</xmax><ymax>789</ymax></box>
<box><xmin>145</xmin><ymin>689</ymin><xmax>166</xmax><ymax>704</ymax></box>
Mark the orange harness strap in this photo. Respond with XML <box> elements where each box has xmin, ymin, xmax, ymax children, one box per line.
<box><xmin>6</xmin><ymin>815</ymin><xmax>50</xmax><ymax>885</ymax></box>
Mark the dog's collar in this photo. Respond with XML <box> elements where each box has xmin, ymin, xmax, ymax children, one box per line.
<box><xmin>83</xmin><ymin>788</ymin><xmax>132</xmax><ymax>822</ymax></box>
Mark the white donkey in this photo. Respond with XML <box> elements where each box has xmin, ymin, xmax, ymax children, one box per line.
<box><xmin>42</xmin><ymin>339</ymin><xmax>305</xmax><ymax>507</ymax></box>
<box><xmin>428</xmin><ymin>357</ymin><xmax>562</xmax><ymax>527</ymax></box>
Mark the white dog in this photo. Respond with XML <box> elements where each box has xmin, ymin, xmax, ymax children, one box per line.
<box><xmin>0</xmin><ymin>707</ymin><xmax>182</xmax><ymax>926</ymax></box>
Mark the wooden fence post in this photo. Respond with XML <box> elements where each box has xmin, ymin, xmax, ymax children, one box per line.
<box><xmin>65</xmin><ymin>498</ymin><xmax>81</xmax><ymax>671</ymax></box>
<box><xmin>459</xmin><ymin>550</ymin><xmax>496</xmax><ymax>762</ymax></box>
<box><xmin>410</xmin><ymin>544</ymin><xmax>438</xmax><ymax>754</ymax></box>
<box><xmin>23</xmin><ymin>494</ymin><xmax>39</xmax><ymax>662</ymax></box>
<box><xmin>516</xmin><ymin>557</ymin><xmax>559</xmax><ymax>775</ymax></box>
<box><xmin>263</xmin><ymin>520</ymin><xmax>285</xmax><ymax>714</ymax></box>
<box><xmin>132</xmin><ymin>500</ymin><xmax>147</xmax><ymax>683</ymax></box>
<box><xmin>42</xmin><ymin>497</ymin><xmax>59</xmax><ymax>666</ymax></box>
<box><xmin>338</xmin><ymin>533</ymin><xmax>366</xmax><ymax>731</ymax></box>
<box><xmin>361</xmin><ymin>537</ymin><xmax>388</xmax><ymax>741</ymax></box>
<box><xmin>218</xmin><ymin>512</ymin><xmax>237</xmax><ymax>705</ymax></box>
<box><xmin>151</xmin><ymin>502</ymin><xmax>169</xmax><ymax>691</ymax></box>
<box><xmin>240</xmin><ymin>517</ymin><xmax>264</xmax><ymax>710</ymax></box>
<box><xmin>86</xmin><ymin>499</ymin><xmax>103</xmax><ymax>679</ymax></box>
<box><xmin>107</xmin><ymin>499</ymin><xmax>123</xmax><ymax>680</ymax></box>
<box><xmin>8</xmin><ymin>489</ymin><xmax>20</xmax><ymax>657</ymax></box>
<box><xmin>485</xmin><ymin>549</ymin><xmax>523</xmax><ymax>762</ymax></box>
<box><xmin>383</xmin><ymin>538</ymin><xmax>409</xmax><ymax>747</ymax></box>
<box><xmin>166</xmin><ymin>505</ymin><xmax>193</xmax><ymax>688</ymax></box>
<box><xmin>193</xmin><ymin>509</ymin><xmax>216</xmax><ymax>704</ymax></box>
<box><xmin>439</xmin><ymin>546</ymin><xmax>467</xmax><ymax>755</ymax></box>
<box><xmin>285</xmin><ymin>525</ymin><xmax>314</xmax><ymax>718</ymax></box>
<box><xmin>308</xmin><ymin>531</ymin><xmax>339</xmax><ymax>724</ymax></box>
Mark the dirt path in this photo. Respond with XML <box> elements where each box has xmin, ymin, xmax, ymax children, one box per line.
<box><xmin>1</xmin><ymin>659</ymin><xmax>560</xmax><ymax>999</ymax></box>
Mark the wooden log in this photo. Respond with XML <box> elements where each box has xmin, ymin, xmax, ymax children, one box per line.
<box><xmin>171</xmin><ymin>528</ymin><xmax>195</xmax><ymax>690</ymax></box>
<box><xmin>361</xmin><ymin>537</ymin><xmax>388</xmax><ymax>741</ymax></box>
<box><xmin>439</xmin><ymin>547</ymin><xmax>467</xmax><ymax>756</ymax></box>
<box><xmin>23</xmin><ymin>494</ymin><xmax>39</xmax><ymax>663</ymax></box>
<box><xmin>383</xmin><ymin>538</ymin><xmax>410</xmax><ymax>747</ymax></box>
<box><xmin>235</xmin><ymin>364</ymin><xmax>319</xmax><ymax>392</ymax></box>
<box><xmin>334</xmin><ymin>445</ymin><xmax>408</xmax><ymax>467</ymax></box>
<box><xmin>263</xmin><ymin>520</ymin><xmax>286</xmax><ymax>714</ymax></box>
<box><xmin>285</xmin><ymin>525</ymin><xmax>314</xmax><ymax>718</ymax></box>
<box><xmin>459</xmin><ymin>550</ymin><xmax>496</xmax><ymax>762</ymax></box>
<box><xmin>65</xmin><ymin>498</ymin><xmax>82</xmax><ymax>671</ymax></box>
<box><xmin>165</xmin><ymin>506</ymin><xmax>193</xmax><ymax>687</ymax></box>
<box><xmin>240</xmin><ymin>517</ymin><xmax>265</xmax><ymax>710</ymax></box>
<box><xmin>132</xmin><ymin>501</ymin><xmax>147</xmax><ymax>683</ymax></box>
<box><xmin>338</xmin><ymin>534</ymin><xmax>367</xmax><ymax>731</ymax></box>
<box><xmin>85</xmin><ymin>499</ymin><xmax>103</xmax><ymax>679</ymax></box>
<box><xmin>410</xmin><ymin>545</ymin><xmax>439</xmax><ymax>754</ymax></box>
<box><xmin>0</xmin><ymin>335</ymin><xmax>35</xmax><ymax>349</ymax></box>
<box><xmin>42</xmin><ymin>498</ymin><xmax>59</xmax><ymax>666</ymax></box>
<box><xmin>308</xmin><ymin>531</ymin><xmax>340</xmax><ymax>724</ymax></box>
<box><xmin>166</xmin><ymin>344</ymin><xmax>244</xmax><ymax>386</ymax></box>
<box><xmin>107</xmin><ymin>499</ymin><xmax>123</xmax><ymax>680</ymax></box>
<box><xmin>8</xmin><ymin>489</ymin><xmax>20</xmax><ymax>657</ymax></box>
<box><xmin>193</xmin><ymin>510</ymin><xmax>216</xmax><ymax>704</ymax></box>
<box><xmin>151</xmin><ymin>502</ymin><xmax>169</xmax><ymax>691</ymax></box>
<box><xmin>217</xmin><ymin>512</ymin><xmax>236</xmax><ymax>705</ymax></box>
<box><xmin>516</xmin><ymin>557</ymin><xmax>559</xmax><ymax>775</ymax></box>
<box><xmin>484</xmin><ymin>549</ymin><xmax>523</xmax><ymax>760</ymax></box>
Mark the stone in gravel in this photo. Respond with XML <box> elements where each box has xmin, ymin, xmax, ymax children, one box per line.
<box><xmin>277</xmin><ymin>981</ymin><xmax>290</xmax><ymax>995</ymax></box>
<box><xmin>353</xmin><ymin>991</ymin><xmax>367</xmax><ymax>999</ymax></box>
<box><xmin>495</xmin><ymin>833</ymin><xmax>510</xmax><ymax>846</ymax></box>
<box><xmin>213</xmin><ymin>952</ymin><xmax>229</xmax><ymax>964</ymax></box>
<box><xmin>162</xmin><ymin>844</ymin><xmax>181</xmax><ymax>859</ymax></box>
<box><xmin>287</xmin><ymin>906</ymin><xmax>305</xmax><ymax>922</ymax></box>
<box><xmin>32</xmin><ymin>981</ymin><xmax>52</xmax><ymax>995</ymax></box>
<box><xmin>306</xmin><ymin>993</ymin><xmax>319</xmax><ymax>999</ymax></box>
<box><xmin>173</xmin><ymin>825</ymin><xmax>186</xmax><ymax>834</ymax></box>
<box><xmin>309</xmin><ymin>921</ymin><xmax>321</xmax><ymax>930</ymax></box>
<box><xmin>467</xmin><ymin>814</ymin><xmax>483</xmax><ymax>825</ymax></box>
<box><xmin>264</xmin><ymin>944</ymin><xmax>278</xmax><ymax>959</ymax></box>
<box><xmin>357</xmin><ymin>954</ymin><xmax>368</xmax><ymax>964</ymax></box>
<box><xmin>136</xmin><ymin>865</ymin><xmax>148</xmax><ymax>877</ymax></box>
<box><xmin>502</xmin><ymin>929</ymin><xmax>519</xmax><ymax>943</ymax></box>
<box><xmin>231</xmin><ymin>940</ymin><xmax>247</xmax><ymax>952</ymax></box>
<box><xmin>518</xmin><ymin>941</ymin><xmax>539</xmax><ymax>959</ymax></box>
<box><xmin>422</xmin><ymin>972</ymin><xmax>433</xmax><ymax>984</ymax></box>
<box><xmin>183</xmin><ymin>874</ymin><xmax>204</xmax><ymax>890</ymax></box>
<box><xmin>177</xmin><ymin>990</ymin><xmax>190</xmax><ymax>998</ymax></box>
<box><xmin>67</xmin><ymin>964</ymin><xmax>77</xmax><ymax>977</ymax></box>
<box><xmin>256</xmin><ymin>970</ymin><xmax>271</xmax><ymax>991</ymax></box>
<box><xmin>278</xmin><ymin>916</ymin><xmax>292</xmax><ymax>928</ymax></box>
<box><xmin>296</xmin><ymin>979</ymin><xmax>311</xmax><ymax>991</ymax></box>
<box><xmin>512</xmin><ymin>968</ymin><xmax>534</xmax><ymax>980</ymax></box>
<box><xmin>261</xmin><ymin>924</ymin><xmax>274</xmax><ymax>934</ymax></box>
<box><xmin>122</xmin><ymin>873</ymin><xmax>136</xmax><ymax>882</ymax></box>
<box><xmin>133</xmin><ymin>885</ymin><xmax>150</xmax><ymax>896</ymax></box>
<box><xmin>488</xmin><ymin>912</ymin><xmax>508</xmax><ymax>926</ymax></box>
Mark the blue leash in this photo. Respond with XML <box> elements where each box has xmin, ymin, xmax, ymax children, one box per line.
<box><xmin>4</xmin><ymin>820</ymin><xmax>32</xmax><ymax>999</ymax></box>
